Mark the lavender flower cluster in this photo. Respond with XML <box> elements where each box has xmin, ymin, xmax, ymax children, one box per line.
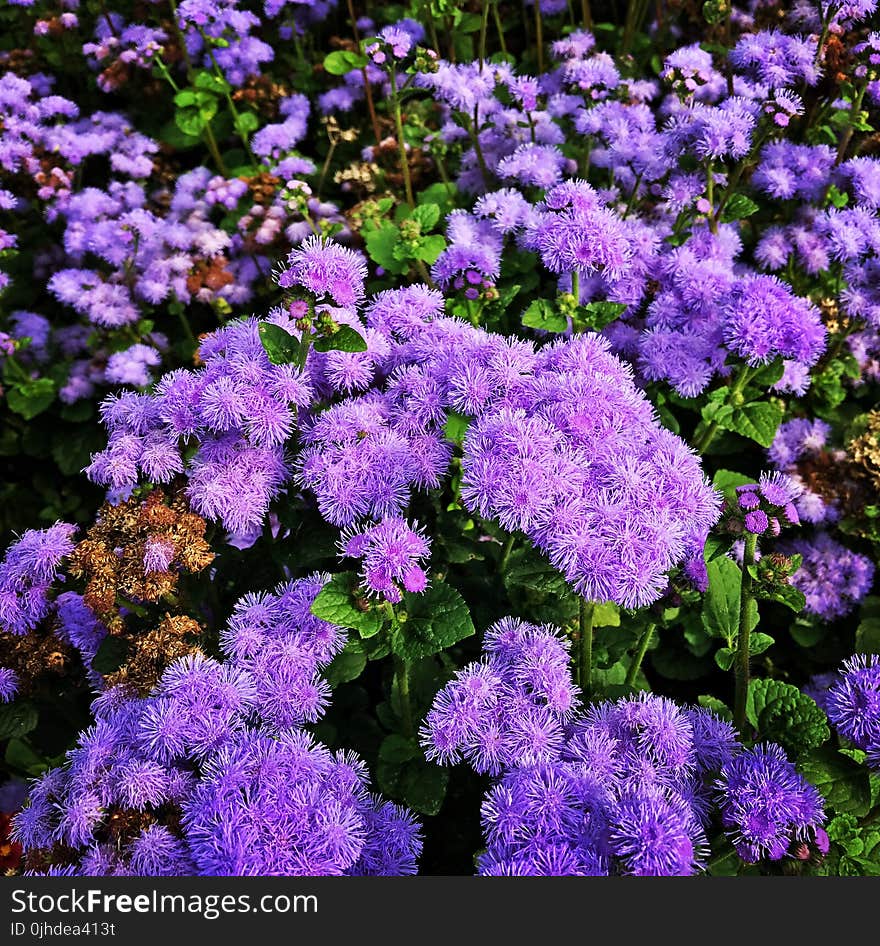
<box><xmin>423</xmin><ymin>621</ymin><xmax>826</xmax><ymax>875</ymax></box>
<box><xmin>12</xmin><ymin>576</ymin><xmax>421</xmax><ymax>876</ymax></box>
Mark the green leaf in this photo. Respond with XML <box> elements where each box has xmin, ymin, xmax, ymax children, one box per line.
<box><xmin>310</xmin><ymin>572</ymin><xmax>384</xmax><ymax>638</ymax></box>
<box><xmin>0</xmin><ymin>701</ymin><xmax>38</xmax><ymax>741</ymax></box>
<box><xmin>194</xmin><ymin>71</ymin><xmax>229</xmax><ymax>93</ymax></box>
<box><xmin>702</xmin><ymin>557</ymin><xmax>742</xmax><ymax>641</ymax></box>
<box><xmin>504</xmin><ymin>549</ymin><xmax>571</xmax><ymax>597</ymax></box>
<box><xmin>753</xmin><ymin>581</ymin><xmax>806</xmax><ymax>613</ymax></box>
<box><xmin>5</xmin><ymin>738</ymin><xmax>46</xmax><ymax>777</ymax></box>
<box><xmin>312</xmin><ymin>324</ymin><xmax>368</xmax><ymax>353</ymax></box>
<box><xmin>729</xmin><ymin>401</ymin><xmax>784</xmax><ymax>447</ymax></box>
<box><xmin>720</xmin><ymin>193</ymin><xmax>760</xmax><ymax>223</ymax></box>
<box><xmin>401</xmin><ymin>759</ymin><xmax>449</xmax><ymax>816</ymax></box>
<box><xmin>714</xmin><ymin>647</ymin><xmax>735</xmax><ymax>671</ymax></box>
<box><xmin>576</xmin><ymin>301</ymin><xmax>628</xmax><ymax>331</ymax></box>
<box><xmin>391</xmin><ymin>581</ymin><xmax>475</xmax><ymax>661</ymax></box>
<box><xmin>698</xmin><ymin>695</ymin><xmax>733</xmax><ymax>721</ymax></box>
<box><xmin>443</xmin><ymin>410</ymin><xmax>471</xmax><ymax>445</ymax></box>
<box><xmin>592</xmin><ymin>602</ymin><xmax>620</xmax><ymax>627</ymax></box>
<box><xmin>522</xmin><ymin>299</ymin><xmax>568</xmax><ymax>333</ymax></box>
<box><xmin>746</xmin><ymin>679</ymin><xmax>830</xmax><ymax>757</ymax></box>
<box><xmin>414</xmin><ymin>234</ymin><xmax>446</xmax><ymax>264</ymax></box>
<box><xmin>324</xmin><ymin>641</ymin><xmax>367</xmax><ymax>687</ymax></box>
<box><xmin>749</xmin><ymin>632</ymin><xmax>775</xmax><ymax>656</ymax></box>
<box><xmin>91</xmin><ymin>636</ymin><xmax>130</xmax><ymax>675</ymax></box>
<box><xmin>364</xmin><ymin>224</ymin><xmax>406</xmax><ymax>273</ymax></box>
<box><xmin>801</xmin><ymin>747</ymin><xmax>873</xmax><ymax>817</ymax></box>
<box><xmin>411</xmin><ymin>203</ymin><xmax>441</xmax><ymax>231</ymax></box>
<box><xmin>856</xmin><ymin>616</ymin><xmax>880</xmax><ymax>655</ymax></box>
<box><xmin>712</xmin><ymin>469</ymin><xmax>754</xmax><ymax>502</ymax></box>
<box><xmin>821</xmin><ymin>815</ymin><xmax>880</xmax><ymax>875</ymax></box>
<box><xmin>323</xmin><ymin>50</ymin><xmax>367</xmax><ymax>75</ymax></box>
<box><xmin>379</xmin><ymin>734</ymin><xmax>420</xmax><ymax>765</ymax></box>
<box><xmin>258</xmin><ymin>322</ymin><xmax>300</xmax><ymax>365</ymax></box>
<box><xmin>7</xmin><ymin>378</ymin><xmax>55</xmax><ymax>420</ymax></box>
<box><xmin>234</xmin><ymin>111</ymin><xmax>259</xmax><ymax>136</ymax></box>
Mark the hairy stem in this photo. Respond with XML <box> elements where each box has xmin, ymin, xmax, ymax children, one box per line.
<box><xmin>499</xmin><ymin>533</ymin><xmax>516</xmax><ymax>572</ymax></box>
<box><xmin>533</xmin><ymin>0</ymin><xmax>545</xmax><ymax>74</ymax></box>
<box><xmin>577</xmin><ymin>598</ymin><xmax>595</xmax><ymax>697</ymax></box>
<box><xmin>625</xmin><ymin>623</ymin><xmax>655</xmax><ymax>687</ymax></box>
<box><xmin>389</xmin><ymin>68</ymin><xmax>416</xmax><ymax>208</ymax></box>
<box><xmin>734</xmin><ymin>532</ymin><xmax>758</xmax><ymax>733</ymax></box>
<box><xmin>492</xmin><ymin>2</ymin><xmax>508</xmax><ymax>57</ymax></box>
<box><xmin>394</xmin><ymin>655</ymin><xmax>415</xmax><ymax>738</ymax></box>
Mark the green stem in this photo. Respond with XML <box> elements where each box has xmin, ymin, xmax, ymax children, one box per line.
<box><xmin>577</xmin><ymin>599</ymin><xmax>595</xmax><ymax>697</ymax></box>
<box><xmin>202</xmin><ymin>121</ymin><xmax>228</xmax><ymax>176</ymax></box>
<box><xmin>623</xmin><ymin>171</ymin><xmax>644</xmax><ymax>218</ymax></box>
<box><xmin>693</xmin><ymin>365</ymin><xmax>755</xmax><ymax>454</ymax></box>
<box><xmin>706</xmin><ymin>162</ymin><xmax>718</xmax><ymax>235</ymax></box>
<box><xmin>347</xmin><ymin>0</ymin><xmax>382</xmax><ymax>146</ymax></box>
<box><xmin>394</xmin><ymin>655</ymin><xmax>415</xmax><ymax>738</ymax></box>
<box><xmin>176</xmin><ymin>306</ymin><xmax>198</xmax><ymax>353</ymax></box>
<box><xmin>837</xmin><ymin>82</ymin><xmax>868</xmax><ymax>165</ymax></box>
<box><xmin>167</xmin><ymin>0</ymin><xmax>195</xmax><ymax>79</ymax></box>
<box><xmin>581</xmin><ymin>0</ymin><xmax>593</xmax><ymax>29</ymax></box>
<box><xmin>625</xmin><ymin>623</ymin><xmax>655</xmax><ymax>686</ymax></box>
<box><xmin>492</xmin><ymin>2</ymin><xmax>508</xmax><ymax>57</ymax></box>
<box><xmin>499</xmin><ymin>533</ymin><xmax>516</xmax><ymax>572</ymax></box>
<box><xmin>533</xmin><ymin>0</ymin><xmax>545</xmax><ymax>74</ymax></box>
<box><xmin>389</xmin><ymin>68</ymin><xmax>415</xmax><ymax>209</ymax></box>
<box><xmin>570</xmin><ymin>269</ymin><xmax>580</xmax><ymax>308</ymax></box>
<box><xmin>479</xmin><ymin>0</ymin><xmax>490</xmax><ymax>70</ymax></box>
<box><xmin>470</xmin><ymin>106</ymin><xmax>491</xmax><ymax>191</ymax></box>
<box><xmin>3</xmin><ymin>354</ymin><xmax>32</xmax><ymax>384</ymax></box>
<box><xmin>201</xmin><ymin>34</ymin><xmax>259</xmax><ymax>168</ymax></box>
<box><xmin>734</xmin><ymin>532</ymin><xmax>758</xmax><ymax>733</ymax></box>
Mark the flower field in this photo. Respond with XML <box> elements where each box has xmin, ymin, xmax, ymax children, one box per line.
<box><xmin>1</xmin><ymin>0</ymin><xmax>880</xmax><ymax>877</ymax></box>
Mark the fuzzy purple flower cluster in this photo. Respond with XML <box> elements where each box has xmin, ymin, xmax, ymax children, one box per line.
<box><xmin>423</xmin><ymin>624</ymin><xmax>825</xmax><ymax>875</ymax></box>
<box><xmin>12</xmin><ymin>576</ymin><xmax>421</xmax><ymax>876</ymax></box>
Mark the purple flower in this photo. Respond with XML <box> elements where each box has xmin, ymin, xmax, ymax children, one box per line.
<box><xmin>780</xmin><ymin>533</ymin><xmax>874</xmax><ymax>620</ymax></box>
<box><xmin>277</xmin><ymin>236</ymin><xmax>368</xmax><ymax>307</ymax></box>
<box><xmin>0</xmin><ymin>668</ymin><xmax>18</xmax><ymax>703</ymax></box>
<box><xmin>0</xmin><ymin>523</ymin><xmax>77</xmax><ymax>635</ymax></box>
<box><xmin>342</xmin><ymin>517</ymin><xmax>431</xmax><ymax>602</ymax></box>
<box><xmin>825</xmin><ymin>655</ymin><xmax>880</xmax><ymax>759</ymax></box>
<box><xmin>723</xmin><ymin>276</ymin><xmax>826</xmax><ymax>368</ymax></box>
<box><xmin>716</xmin><ymin>743</ymin><xmax>825</xmax><ymax>862</ymax></box>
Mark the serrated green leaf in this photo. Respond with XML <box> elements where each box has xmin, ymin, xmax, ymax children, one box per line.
<box><xmin>522</xmin><ymin>299</ymin><xmax>568</xmax><ymax>333</ymax></box>
<box><xmin>729</xmin><ymin>401</ymin><xmax>784</xmax><ymax>447</ymax></box>
<box><xmin>312</xmin><ymin>324</ymin><xmax>368</xmax><ymax>353</ymax></box>
<box><xmin>576</xmin><ymin>301</ymin><xmax>628</xmax><ymax>331</ymax></box>
<box><xmin>7</xmin><ymin>378</ymin><xmax>55</xmax><ymax>420</ymax></box>
<box><xmin>749</xmin><ymin>632</ymin><xmax>775</xmax><ymax>656</ymax></box>
<box><xmin>698</xmin><ymin>695</ymin><xmax>733</xmax><ymax>721</ymax></box>
<box><xmin>414</xmin><ymin>234</ymin><xmax>446</xmax><ymax>264</ymax></box>
<box><xmin>0</xmin><ymin>701</ymin><xmax>38</xmax><ymax>741</ymax></box>
<box><xmin>258</xmin><ymin>322</ymin><xmax>300</xmax><ymax>365</ymax></box>
<box><xmin>702</xmin><ymin>557</ymin><xmax>741</xmax><ymax>641</ymax></box>
<box><xmin>391</xmin><ymin>581</ymin><xmax>475</xmax><ymax>661</ymax></box>
<box><xmin>592</xmin><ymin>602</ymin><xmax>620</xmax><ymax>627</ymax></box>
<box><xmin>411</xmin><ymin>202</ymin><xmax>441</xmax><ymax>231</ymax></box>
<box><xmin>754</xmin><ymin>581</ymin><xmax>806</xmax><ymax>613</ymax></box>
<box><xmin>91</xmin><ymin>636</ymin><xmax>129</xmax><ymax>675</ymax></box>
<box><xmin>712</xmin><ymin>469</ymin><xmax>755</xmax><ymax>502</ymax></box>
<box><xmin>721</xmin><ymin>193</ymin><xmax>760</xmax><ymax>223</ymax></box>
<box><xmin>746</xmin><ymin>679</ymin><xmax>829</xmax><ymax>757</ymax></box>
<box><xmin>801</xmin><ymin>747</ymin><xmax>873</xmax><ymax>817</ymax></box>
<box><xmin>311</xmin><ymin>574</ymin><xmax>384</xmax><ymax>638</ymax></box>
<box><xmin>364</xmin><ymin>224</ymin><xmax>406</xmax><ymax>273</ymax></box>
<box><xmin>714</xmin><ymin>647</ymin><xmax>735</xmax><ymax>671</ymax></box>
<box><xmin>504</xmin><ymin>549</ymin><xmax>571</xmax><ymax>597</ymax></box>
